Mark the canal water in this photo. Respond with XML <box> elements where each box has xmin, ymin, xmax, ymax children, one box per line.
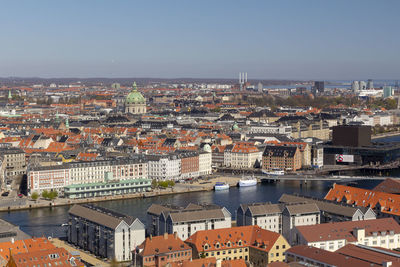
<box><xmin>0</xmin><ymin>179</ymin><xmax>381</xmax><ymax>238</ymax></box>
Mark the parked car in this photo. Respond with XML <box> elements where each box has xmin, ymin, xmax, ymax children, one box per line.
<box><xmin>18</xmin><ymin>193</ymin><xmax>23</xmax><ymax>198</ymax></box>
<box><xmin>1</xmin><ymin>192</ymin><xmax>10</xmax><ymax>197</ymax></box>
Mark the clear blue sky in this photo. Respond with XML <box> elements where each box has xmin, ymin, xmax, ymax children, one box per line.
<box><xmin>0</xmin><ymin>0</ymin><xmax>399</xmax><ymax>80</ymax></box>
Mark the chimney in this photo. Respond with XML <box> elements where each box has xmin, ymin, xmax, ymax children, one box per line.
<box><xmin>11</xmin><ymin>238</ymin><xmax>14</xmax><ymax>244</ymax></box>
<box><xmin>164</xmin><ymin>232</ymin><xmax>168</xmax><ymax>240</ymax></box>
<box><xmin>149</xmin><ymin>235</ymin><xmax>152</xmax><ymax>241</ymax></box>
<box><xmin>174</xmin><ymin>232</ymin><xmax>178</xmax><ymax>239</ymax></box>
<box><xmin>216</xmin><ymin>259</ymin><xmax>222</xmax><ymax>267</ymax></box>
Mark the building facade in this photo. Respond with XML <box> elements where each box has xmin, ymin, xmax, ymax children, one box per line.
<box><xmin>295</xmin><ymin>218</ymin><xmax>400</xmax><ymax>252</ymax></box>
<box><xmin>185</xmin><ymin>225</ymin><xmax>290</xmax><ymax>266</ymax></box>
<box><xmin>136</xmin><ymin>233</ymin><xmax>192</xmax><ymax>267</ymax></box>
<box><xmin>147</xmin><ymin>155</ymin><xmax>181</xmax><ymax>181</ymax></box>
<box><xmin>28</xmin><ymin>158</ymin><xmax>148</xmax><ymax>193</ymax></box>
<box><xmin>262</xmin><ymin>145</ymin><xmax>301</xmax><ymax>171</ymax></box>
<box><xmin>0</xmin><ymin>148</ymin><xmax>26</xmax><ymax>179</ymax></box>
<box><xmin>68</xmin><ymin>204</ymin><xmax>145</xmax><ymax>262</ymax></box>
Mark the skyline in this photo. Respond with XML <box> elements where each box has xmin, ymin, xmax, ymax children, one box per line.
<box><xmin>1</xmin><ymin>0</ymin><xmax>400</xmax><ymax>79</ymax></box>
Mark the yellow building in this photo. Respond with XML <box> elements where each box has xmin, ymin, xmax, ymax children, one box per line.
<box><xmin>185</xmin><ymin>225</ymin><xmax>290</xmax><ymax>266</ymax></box>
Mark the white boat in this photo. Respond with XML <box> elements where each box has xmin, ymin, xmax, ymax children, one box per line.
<box><xmin>262</xmin><ymin>168</ymin><xmax>285</xmax><ymax>176</ymax></box>
<box><xmin>238</xmin><ymin>177</ymin><xmax>257</xmax><ymax>187</ymax></box>
<box><xmin>214</xmin><ymin>182</ymin><xmax>229</xmax><ymax>191</ymax></box>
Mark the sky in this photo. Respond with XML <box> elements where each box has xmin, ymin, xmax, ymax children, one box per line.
<box><xmin>0</xmin><ymin>0</ymin><xmax>399</xmax><ymax>80</ymax></box>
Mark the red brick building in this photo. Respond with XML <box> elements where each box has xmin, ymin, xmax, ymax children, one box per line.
<box><xmin>262</xmin><ymin>145</ymin><xmax>301</xmax><ymax>172</ymax></box>
<box><xmin>180</xmin><ymin>151</ymin><xmax>199</xmax><ymax>179</ymax></box>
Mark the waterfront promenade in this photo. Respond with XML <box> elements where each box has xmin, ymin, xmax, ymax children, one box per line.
<box><xmin>0</xmin><ymin>176</ymin><xmax>242</xmax><ymax>212</ymax></box>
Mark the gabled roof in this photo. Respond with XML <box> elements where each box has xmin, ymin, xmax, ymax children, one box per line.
<box><xmin>325</xmin><ymin>183</ymin><xmax>400</xmax><ymax>216</ymax></box>
<box><xmin>186</xmin><ymin>225</ymin><xmax>283</xmax><ymax>253</ymax></box>
<box><xmin>373</xmin><ymin>178</ymin><xmax>400</xmax><ymax>194</ymax></box>
<box><xmin>262</xmin><ymin>145</ymin><xmax>298</xmax><ymax>157</ymax></box>
<box><xmin>284</xmin><ymin>203</ymin><xmax>319</xmax><ymax>215</ymax></box>
<box><xmin>246</xmin><ymin>203</ymin><xmax>283</xmax><ymax>216</ymax></box>
<box><xmin>296</xmin><ymin>218</ymin><xmax>400</xmax><ymax>243</ymax></box>
<box><xmin>168</xmin><ymin>208</ymin><xmax>229</xmax><ymax>223</ymax></box>
<box><xmin>279</xmin><ymin>194</ymin><xmax>371</xmax><ymax>218</ymax></box>
<box><xmin>69</xmin><ymin>204</ymin><xmax>136</xmax><ymax>229</ymax></box>
<box><xmin>139</xmin><ymin>234</ymin><xmax>191</xmax><ymax>257</ymax></box>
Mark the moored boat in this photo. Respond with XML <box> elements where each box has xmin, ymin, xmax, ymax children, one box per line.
<box><xmin>238</xmin><ymin>177</ymin><xmax>257</xmax><ymax>187</ymax></box>
<box><xmin>262</xmin><ymin>168</ymin><xmax>285</xmax><ymax>176</ymax></box>
<box><xmin>214</xmin><ymin>182</ymin><xmax>229</xmax><ymax>191</ymax></box>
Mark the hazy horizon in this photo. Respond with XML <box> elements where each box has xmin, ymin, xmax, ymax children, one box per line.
<box><xmin>1</xmin><ymin>0</ymin><xmax>400</xmax><ymax>80</ymax></box>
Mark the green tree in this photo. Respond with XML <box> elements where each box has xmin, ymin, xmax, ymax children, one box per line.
<box><xmin>48</xmin><ymin>191</ymin><xmax>58</xmax><ymax>200</ymax></box>
<box><xmin>31</xmin><ymin>192</ymin><xmax>39</xmax><ymax>201</ymax></box>
<box><xmin>42</xmin><ymin>190</ymin><xmax>49</xmax><ymax>199</ymax></box>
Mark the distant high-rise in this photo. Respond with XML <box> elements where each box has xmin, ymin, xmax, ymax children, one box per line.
<box><xmin>359</xmin><ymin>81</ymin><xmax>367</xmax><ymax>90</ymax></box>
<box><xmin>367</xmin><ymin>79</ymin><xmax>374</xmax><ymax>89</ymax></box>
<box><xmin>351</xmin><ymin>81</ymin><xmax>360</xmax><ymax>92</ymax></box>
<box><xmin>258</xmin><ymin>82</ymin><xmax>263</xmax><ymax>93</ymax></box>
<box><xmin>238</xmin><ymin>72</ymin><xmax>248</xmax><ymax>91</ymax></box>
<box><xmin>383</xmin><ymin>86</ymin><xmax>393</xmax><ymax>98</ymax></box>
<box><xmin>312</xmin><ymin>81</ymin><xmax>325</xmax><ymax>95</ymax></box>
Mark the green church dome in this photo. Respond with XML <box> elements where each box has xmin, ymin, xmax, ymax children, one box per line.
<box><xmin>126</xmin><ymin>82</ymin><xmax>145</xmax><ymax>104</ymax></box>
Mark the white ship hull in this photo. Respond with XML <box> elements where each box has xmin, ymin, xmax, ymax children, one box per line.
<box><xmin>238</xmin><ymin>179</ymin><xmax>257</xmax><ymax>187</ymax></box>
<box><xmin>214</xmin><ymin>183</ymin><xmax>230</xmax><ymax>191</ymax></box>
<box><xmin>262</xmin><ymin>169</ymin><xmax>285</xmax><ymax>176</ymax></box>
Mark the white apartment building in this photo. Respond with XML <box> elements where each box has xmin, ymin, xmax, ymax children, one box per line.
<box><xmin>0</xmin><ymin>148</ymin><xmax>26</xmax><ymax>178</ymax></box>
<box><xmin>236</xmin><ymin>203</ymin><xmax>283</xmax><ymax>234</ymax></box>
<box><xmin>199</xmin><ymin>151</ymin><xmax>212</xmax><ymax>176</ymax></box>
<box><xmin>237</xmin><ymin>202</ymin><xmax>320</xmax><ymax>243</ymax></box>
<box><xmin>147</xmin><ymin>154</ymin><xmax>181</xmax><ymax>181</ymax></box>
<box><xmin>282</xmin><ymin>203</ymin><xmax>320</xmax><ymax>246</ymax></box>
<box><xmin>147</xmin><ymin>203</ymin><xmax>231</xmax><ymax>240</ymax></box>
<box><xmin>68</xmin><ymin>204</ymin><xmax>145</xmax><ymax>262</ymax></box>
<box><xmin>249</xmin><ymin>124</ymin><xmax>292</xmax><ymax>135</ymax></box>
<box><xmin>28</xmin><ymin>158</ymin><xmax>148</xmax><ymax>193</ymax></box>
<box><xmin>224</xmin><ymin>143</ymin><xmax>262</xmax><ymax>169</ymax></box>
<box><xmin>295</xmin><ymin>218</ymin><xmax>400</xmax><ymax>252</ymax></box>
<box><xmin>161</xmin><ymin>207</ymin><xmax>232</xmax><ymax>240</ymax></box>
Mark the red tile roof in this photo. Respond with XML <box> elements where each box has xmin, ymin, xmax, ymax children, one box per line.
<box><xmin>325</xmin><ymin>183</ymin><xmax>400</xmax><ymax>216</ymax></box>
<box><xmin>186</xmin><ymin>225</ymin><xmax>282</xmax><ymax>253</ymax></box>
<box><xmin>296</xmin><ymin>218</ymin><xmax>400</xmax><ymax>243</ymax></box>
<box><xmin>139</xmin><ymin>233</ymin><xmax>191</xmax><ymax>257</ymax></box>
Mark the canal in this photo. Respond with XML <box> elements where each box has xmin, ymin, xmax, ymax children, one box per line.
<box><xmin>0</xmin><ymin>179</ymin><xmax>381</xmax><ymax>238</ymax></box>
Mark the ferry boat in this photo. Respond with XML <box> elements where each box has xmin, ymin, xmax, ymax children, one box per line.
<box><xmin>238</xmin><ymin>177</ymin><xmax>257</xmax><ymax>187</ymax></box>
<box><xmin>262</xmin><ymin>168</ymin><xmax>285</xmax><ymax>176</ymax></box>
<box><xmin>214</xmin><ymin>182</ymin><xmax>229</xmax><ymax>191</ymax></box>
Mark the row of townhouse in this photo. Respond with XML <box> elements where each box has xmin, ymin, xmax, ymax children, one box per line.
<box><xmin>213</xmin><ymin>140</ymin><xmax>322</xmax><ymax>171</ymax></box>
<box><xmin>146</xmin><ymin>150</ymin><xmax>212</xmax><ymax>180</ymax></box>
<box><xmin>28</xmin><ymin>158</ymin><xmax>149</xmax><ymax>195</ymax></box>
<box><xmin>344</xmin><ymin>112</ymin><xmax>394</xmax><ymax>126</ymax></box>
<box><xmin>137</xmin><ymin>226</ymin><xmax>288</xmax><ymax>267</ymax></box>
<box><xmin>27</xmin><ymin>150</ymin><xmax>213</xmax><ymax>195</ymax></box>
